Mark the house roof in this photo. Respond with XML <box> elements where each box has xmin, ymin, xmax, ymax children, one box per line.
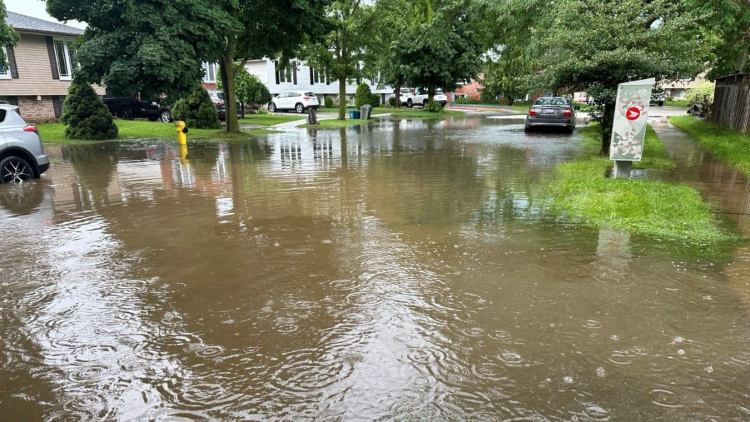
<box><xmin>6</xmin><ymin>11</ymin><xmax>84</xmax><ymax>36</ymax></box>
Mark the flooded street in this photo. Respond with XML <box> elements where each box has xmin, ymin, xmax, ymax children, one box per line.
<box><xmin>1</xmin><ymin>116</ymin><xmax>750</xmax><ymax>420</ymax></box>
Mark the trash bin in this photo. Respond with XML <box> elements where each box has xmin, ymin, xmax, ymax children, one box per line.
<box><xmin>307</xmin><ymin>107</ymin><xmax>318</xmax><ymax>125</ymax></box>
<box><xmin>360</xmin><ymin>104</ymin><xmax>373</xmax><ymax>120</ymax></box>
<box><xmin>348</xmin><ymin>110</ymin><xmax>361</xmax><ymax>119</ymax></box>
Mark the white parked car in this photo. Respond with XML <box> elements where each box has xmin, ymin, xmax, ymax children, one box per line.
<box><xmin>268</xmin><ymin>91</ymin><xmax>320</xmax><ymax>114</ymax></box>
<box><xmin>408</xmin><ymin>88</ymin><xmax>448</xmax><ymax>108</ymax></box>
<box><xmin>399</xmin><ymin>88</ymin><xmax>415</xmax><ymax>106</ymax></box>
<box><xmin>0</xmin><ymin>104</ymin><xmax>49</xmax><ymax>183</ymax></box>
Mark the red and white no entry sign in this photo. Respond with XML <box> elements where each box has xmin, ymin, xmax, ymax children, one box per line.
<box><xmin>625</xmin><ymin>106</ymin><xmax>641</xmax><ymax>121</ymax></box>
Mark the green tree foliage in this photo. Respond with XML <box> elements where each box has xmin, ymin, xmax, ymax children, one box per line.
<box><xmin>46</xmin><ymin>0</ymin><xmax>233</xmax><ymax>99</ymax></box>
<box><xmin>687</xmin><ymin>0</ymin><xmax>750</xmax><ymax>77</ymax></box>
<box><xmin>219</xmin><ymin>65</ymin><xmax>272</xmax><ymax>115</ymax></box>
<box><xmin>61</xmin><ymin>78</ymin><xmax>118</xmax><ymax>140</ymax></box>
<box><xmin>391</xmin><ymin>2</ymin><xmax>482</xmax><ymax>102</ymax></box>
<box><xmin>482</xmin><ymin>47</ymin><xmax>533</xmax><ymax>105</ymax></box>
<box><xmin>47</xmin><ymin>0</ymin><xmax>329</xmax><ymax>133</ymax></box>
<box><xmin>355</xmin><ymin>83</ymin><xmax>372</xmax><ymax>108</ymax></box>
<box><xmin>0</xmin><ymin>1</ymin><xmax>19</xmax><ymax>67</ymax></box>
<box><xmin>172</xmin><ymin>87</ymin><xmax>220</xmax><ymax>129</ymax></box>
<box><xmin>303</xmin><ymin>0</ymin><xmax>372</xmax><ymax>120</ymax></box>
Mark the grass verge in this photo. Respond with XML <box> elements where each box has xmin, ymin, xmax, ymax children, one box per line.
<box><xmin>238</xmin><ymin>114</ymin><xmax>304</xmax><ymax>126</ymax></box>
<box><xmin>669</xmin><ymin>115</ymin><xmax>750</xmax><ymax>176</ymax></box>
<box><xmin>546</xmin><ymin>124</ymin><xmax>733</xmax><ymax>244</ymax></box>
<box><xmin>39</xmin><ymin>120</ymin><xmax>274</xmax><ymax>144</ymax></box>
<box><xmin>578</xmin><ymin>125</ymin><xmax>674</xmax><ymax>169</ymax></box>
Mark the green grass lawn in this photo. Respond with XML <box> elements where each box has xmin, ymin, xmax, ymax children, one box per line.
<box><xmin>669</xmin><ymin>115</ymin><xmax>750</xmax><ymax>176</ymax></box>
<box><xmin>578</xmin><ymin>125</ymin><xmax>674</xmax><ymax>170</ymax></box>
<box><xmin>545</xmin><ymin>124</ymin><xmax>733</xmax><ymax>244</ymax></box>
<box><xmin>238</xmin><ymin>114</ymin><xmax>304</xmax><ymax>126</ymax></box>
<box><xmin>665</xmin><ymin>99</ymin><xmax>690</xmax><ymax>107</ymax></box>
<box><xmin>39</xmin><ymin>119</ymin><xmax>273</xmax><ymax>144</ymax></box>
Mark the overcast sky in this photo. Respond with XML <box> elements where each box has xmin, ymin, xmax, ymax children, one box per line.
<box><xmin>5</xmin><ymin>0</ymin><xmax>86</xmax><ymax>29</ymax></box>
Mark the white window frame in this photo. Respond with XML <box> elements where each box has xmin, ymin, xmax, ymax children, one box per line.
<box><xmin>0</xmin><ymin>46</ymin><xmax>10</xmax><ymax>80</ymax></box>
<box><xmin>202</xmin><ymin>62</ymin><xmax>217</xmax><ymax>83</ymax></box>
<box><xmin>277</xmin><ymin>63</ymin><xmax>294</xmax><ymax>84</ymax></box>
<box><xmin>311</xmin><ymin>67</ymin><xmax>326</xmax><ymax>85</ymax></box>
<box><xmin>53</xmin><ymin>39</ymin><xmax>75</xmax><ymax>81</ymax></box>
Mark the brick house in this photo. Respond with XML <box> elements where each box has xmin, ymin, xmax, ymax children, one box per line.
<box><xmin>451</xmin><ymin>75</ymin><xmax>484</xmax><ymax>102</ymax></box>
<box><xmin>0</xmin><ymin>12</ymin><xmax>105</xmax><ymax>123</ymax></box>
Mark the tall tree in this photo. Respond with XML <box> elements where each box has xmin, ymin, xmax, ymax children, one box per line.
<box><xmin>303</xmin><ymin>0</ymin><xmax>373</xmax><ymax>120</ymax></box>
<box><xmin>47</xmin><ymin>0</ymin><xmax>329</xmax><ymax>133</ymax></box>
<box><xmin>366</xmin><ymin>0</ymin><xmax>414</xmax><ymax>108</ymax></box>
<box><xmin>0</xmin><ymin>0</ymin><xmax>19</xmax><ymax>67</ymax></box>
<box><xmin>481</xmin><ymin>47</ymin><xmax>533</xmax><ymax>105</ymax></box>
<box><xmin>391</xmin><ymin>1</ymin><xmax>482</xmax><ymax>102</ymax></box>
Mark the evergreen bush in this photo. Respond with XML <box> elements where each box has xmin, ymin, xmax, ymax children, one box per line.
<box><xmin>388</xmin><ymin>96</ymin><xmax>397</xmax><ymax>107</ymax></box>
<box><xmin>61</xmin><ymin>79</ymin><xmax>118</xmax><ymax>140</ymax></box>
<box><xmin>324</xmin><ymin>96</ymin><xmax>334</xmax><ymax>108</ymax></box>
<box><xmin>172</xmin><ymin>87</ymin><xmax>220</xmax><ymax>129</ymax></box>
<box><xmin>355</xmin><ymin>83</ymin><xmax>372</xmax><ymax>109</ymax></box>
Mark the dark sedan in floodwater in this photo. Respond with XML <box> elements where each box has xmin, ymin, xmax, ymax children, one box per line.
<box><xmin>525</xmin><ymin>97</ymin><xmax>576</xmax><ymax>132</ymax></box>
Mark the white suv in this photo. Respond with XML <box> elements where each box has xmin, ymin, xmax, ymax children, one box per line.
<box><xmin>0</xmin><ymin>104</ymin><xmax>49</xmax><ymax>183</ymax></box>
<box><xmin>268</xmin><ymin>91</ymin><xmax>320</xmax><ymax>114</ymax></box>
<box><xmin>408</xmin><ymin>89</ymin><xmax>449</xmax><ymax>108</ymax></box>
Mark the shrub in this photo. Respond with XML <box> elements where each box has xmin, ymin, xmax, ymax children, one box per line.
<box><xmin>172</xmin><ymin>87</ymin><xmax>220</xmax><ymax>129</ymax></box>
<box><xmin>686</xmin><ymin>81</ymin><xmax>716</xmax><ymax>104</ymax></box>
<box><xmin>369</xmin><ymin>94</ymin><xmax>380</xmax><ymax>108</ymax></box>
<box><xmin>355</xmin><ymin>83</ymin><xmax>372</xmax><ymax>109</ymax></box>
<box><xmin>388</xmin><ymin>96</ymin><xmax>397</xmax><ymax>107</ymax></box>
<box><xmin>61</xmin><ymin>78</ymin><xmax>118</xmax><ymax>140</ymax></box>
<box><xmin>424</xmin><ymin>101</ymin><xmax>444</xmax><ymax>113</ymax></box>
<box><xmin>324</xmin><ymin>96</ymin><xmax>334</xmax><ymax>108</ymax></box>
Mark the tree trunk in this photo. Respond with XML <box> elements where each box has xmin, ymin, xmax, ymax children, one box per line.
<box><xmin>736</xmin><ymin>39</ymin><xmax>749</xmax><ymax>73</ymax></box>
<box><xmin>338</xmin><ymin>77</ymin><xmax>346</xmax><ymax>120</ymax></box>
<box><xmin>428</xmin><ymin>87</ymin><xmax>435</xmax><ymax>104</ymax></box>
<box><xmin>394</xmin><ymin>83</ymin><xmax>401</xmax><ymax>108</ymax></box>
<box><xmin>600</xmin><ymin>101</ymin><xmax>616</xmax><ymax>156</ymax></box>
<box><xmin>220</xmin><ymin>56</ymin><xmax>239</xmax><ymax>133</ymax></box>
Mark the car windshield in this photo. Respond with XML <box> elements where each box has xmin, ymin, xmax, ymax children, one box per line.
<box><xmin>304</xmin><ymin>92</ymin><xmax>315</xmax><ymax>97</ymax></box>
<box><xmin>535</xmin><ymin>97</ymin><xmax>569</xmax><ymax>106</ymax></box>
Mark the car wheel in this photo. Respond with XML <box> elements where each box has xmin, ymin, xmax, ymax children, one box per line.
<box><xmin>160</xmin><ymin>110</ymin><xmax>172</xmax><ymax>123</ymax></box>
<box><xmin>0</xmin><ymin>155</ymin><xmax>35</xmax><ymax>184</ymax></box>
<box><xmin>407</xmin><ymin>99</ymin><xmax>413</xmax><ymax>108</ymax></box>
<box><xmin>269</xmin><ymin>103</ymin><xmax>277</xmax><ymax>113</ymax></box>
<box><xmin>524</xmin><ymin>124</ymin><xmax>532</xmax><ymax>133</ymax></box>
<box><xmin>295</xmin><ymin>103</ymin><xmax>305</xmax><ymax>114</ymax></box>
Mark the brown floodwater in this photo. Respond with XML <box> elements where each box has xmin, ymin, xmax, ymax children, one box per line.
<box><xmin>1</xmin><ymin>117</ymin><xmax>749</xmax><ymax>420</ymax></box>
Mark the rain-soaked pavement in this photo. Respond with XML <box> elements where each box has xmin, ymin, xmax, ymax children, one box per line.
<box><xmin>1</xmin><ymin>116</ymin><xmax>749</xmax><ymax>420</ymax></box>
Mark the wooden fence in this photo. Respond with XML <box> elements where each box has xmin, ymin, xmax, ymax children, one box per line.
<box><xmin>711</xmin><ymin>74</ymin><xmax>750</xmax><ymax>132</ymax></box>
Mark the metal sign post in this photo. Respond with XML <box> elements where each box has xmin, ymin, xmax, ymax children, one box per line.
<box><xmin>610</xmin><ymin>78</ymin><xmax>655</xmax><ymax>178</ymax></box>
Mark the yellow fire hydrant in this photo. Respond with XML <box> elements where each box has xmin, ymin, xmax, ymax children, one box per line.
<box><xmin>176</xmin><ymin>120</ymin><xmax>188</xmax><ymax>145</ymax></box>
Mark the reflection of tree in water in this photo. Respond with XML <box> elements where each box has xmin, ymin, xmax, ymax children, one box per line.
<box><xmin>64</xmin><ymin>143</ymin><xmax>119</xmax><ymax>208</ymax></box>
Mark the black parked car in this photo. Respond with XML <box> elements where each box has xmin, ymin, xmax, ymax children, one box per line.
<box><xmin>103</xmin><ymin>97</ymin><xmax>172</xmax><ymax>122</ymax></box>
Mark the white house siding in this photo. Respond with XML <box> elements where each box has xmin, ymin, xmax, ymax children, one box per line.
<box><xmin>244</xmin><ymin>59</ymin><xmax>393</xmax><ymax>103</ymax></box>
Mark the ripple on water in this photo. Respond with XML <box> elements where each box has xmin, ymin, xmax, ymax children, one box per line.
<box><xmin>270</xmin><ymin>351</ymin><xmax>355</xmax><ymax>393</ymax></box>
<box><xmin>461</xmin><ymin>327</ymin><xmax>486</xmax><ymax>338</ymax></box>
<box><xmin>583</xmin><ymin>320</ymin><xmax>602</xmax><ymax>329</ymax></box>
<box><xmin>489</xmin><ymin>329</ymin><xmax>512</xmax><ymax>342</ymax></box>
<box><xmin>67</xmin><ymin>365</ymin><xmax>107</xmax><ymax>383</ymax></box>
<box><xmin>649</xmin><ymin>388</ymin><xmax>684</xmax><ymax>409</ymax></box>
<box><xmin>173</xmin><ymin>382</ymin><xmax>245</xmax><ymax>412</ymax></box>
<box><xmin>497</xmin><ymin>350</ymin><xmax>526</xmax><ymax>368</ymax></box>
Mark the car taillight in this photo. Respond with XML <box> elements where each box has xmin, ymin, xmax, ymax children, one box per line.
<box><xmin>563</xmin><ymin>109</ymin><xmax>572</xmax><ymax>118</ymax></box>
<box><xmin>528</xmin><ymin>109</ymin><xmax>538</xmax><ymax>117</ymax></box>
<box><xmin>23</xmin><ymin>125</ymin><xmax>39</xmax><ymax>134</ymax></box>
<box><xmin>303</xmin><ymin>96</ymin><xmax>312</xmax><ymax>100</ymax></box>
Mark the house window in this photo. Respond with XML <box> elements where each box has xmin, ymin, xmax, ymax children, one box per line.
<box><xmin>0</xmin><ymin>46</ymin><xmax>10</xmax><ymax>79</ymax></box>
<box><xmin>53</xmin><ymin>39</ymin><xmax>75</xmax><ymax>80</ymax></box>
<box><xmin>311</xmin><ymin>68</ymin><xmax>326</xmax><ymax>84</ymax></box>
<box><xmin>277</xmin><ymin>64</ymin><xmax>294</xmax><ymax>84</ymax></box>
<box><xmin>202</xmin><ymin>62</ymin><xmax>217</xmax><ymax>83</ymax></box>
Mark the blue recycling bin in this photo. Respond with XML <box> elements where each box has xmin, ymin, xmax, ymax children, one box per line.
<box><xmin>348</xmin><ymin>110</ymin><xmax>361</xmax><ymax>119</ymax></box>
